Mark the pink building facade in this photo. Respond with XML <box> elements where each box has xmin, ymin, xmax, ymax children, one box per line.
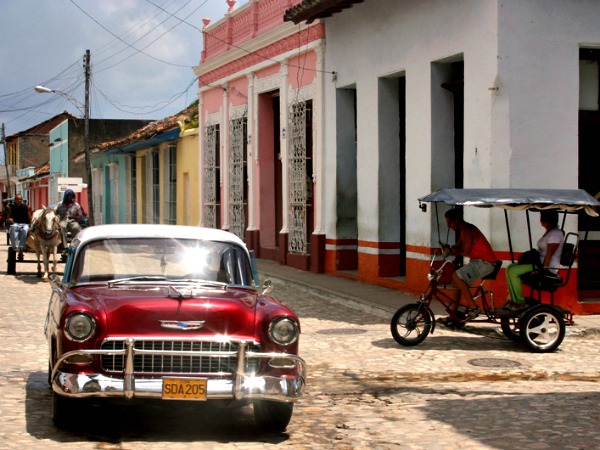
<box><xmin>195</xmin><ymin>0</ymin><xmax>326</xmax><ymax>272</ymax></box>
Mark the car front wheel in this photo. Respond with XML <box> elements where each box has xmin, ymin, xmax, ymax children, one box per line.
<box><xmin>52</xmin><ymin>391</ymin><xmax>72</xmax><ymax>428</ymax></box>
<box><xmin>253</xmin><ymin>401</ymin><xmax>293</xmax><ymax>432</ymax></box>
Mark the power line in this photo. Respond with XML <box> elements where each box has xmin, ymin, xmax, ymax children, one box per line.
<box><xmin>69</xmin><ymin>0</ymin><xmax>195</xmax><ymax>69</ymax></box>
<box><xmin>91</xmin><ymin>0</ymin><xmax>180</xmax><ymax>61</ymax></box>
<box><xmin>148</xmin><ymin>3</ymin><xmax>335</xmax><ymax>76</ymax></box>
<box><xmin>144</xmin><ymin>0</ymin><xmax>208</xmax><ymax>31</ymax></box>
<box><xmin>93</xmin><ymin>75</ymin><xmax>198</xmax><ymax>115</ymax></box>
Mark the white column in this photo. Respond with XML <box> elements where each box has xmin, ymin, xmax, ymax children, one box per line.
<box><xmin>313</xmin><ymin>44</ymin><xmax>325</xmax><ymax>234</ymax></box>
<box><xmin>246</xmin><ymin>72</ymin><xmax>256</xmax><ymax>231</ymax></box>
<box><xmin>221</xmin><ymin>83</ymin><xmax>230</xmax><ymax>230</ymax></box>
<box><xmin>197</xmin><ymin>93</ymin><xmax>205</xmax><ymax>227</ymax></box>
<box><xmin>280</xmin><ymin>62</ymin><xmax>289</xmax><ymax>234</ymax></box>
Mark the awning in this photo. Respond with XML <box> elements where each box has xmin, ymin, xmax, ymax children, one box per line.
<box><xmin>419</xmin><ymin>188</ymin><xmax>600</xmax><ymax>217</ymax></box>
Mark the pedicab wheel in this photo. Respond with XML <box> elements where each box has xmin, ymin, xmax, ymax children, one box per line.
<box><xmin>519</xmin><ymin>305</ymin><xmax>565</xmax><ymax>353</ymax></box>
<box><xmin>390</xmin><ymin>303</ymin><xmax>432</xmax><ymax>346</ymax></box>
<box><xmin>500</xmin><ymin>315</ymin><xmax>521</xmax><ymax>343</ymax></box>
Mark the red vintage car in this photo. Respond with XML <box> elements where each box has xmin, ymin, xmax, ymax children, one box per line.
<box><xmin>45</xmin><ymin>224</ymin><xmax>305</xmax><ymax>432</ymax></box>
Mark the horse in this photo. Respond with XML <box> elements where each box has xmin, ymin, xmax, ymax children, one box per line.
<box><xmin>29</xmin><ymin>207</ymin><xmax>61</xmax><ymax>281</ymax></box>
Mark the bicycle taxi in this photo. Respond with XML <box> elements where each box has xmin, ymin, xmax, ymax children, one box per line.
<box><xmin>390</xmin><ymin>188</ymin><xmax>600</xmax><ymax>353</ymax></box>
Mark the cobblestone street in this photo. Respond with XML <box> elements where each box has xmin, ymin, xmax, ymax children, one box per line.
<box><xmin>1</xmin><ymin>250</ymin><xmax>599</xmax><ymax>449</ymax></box>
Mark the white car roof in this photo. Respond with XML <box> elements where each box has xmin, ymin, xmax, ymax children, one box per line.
<box><xmin>75</xmin><ymin>224</ymin><xmax>247</xmax><ymax>248</ymax></box>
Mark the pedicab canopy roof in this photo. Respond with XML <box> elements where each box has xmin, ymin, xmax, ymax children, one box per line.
<box><xmin>419</xmin><ymin>188</ymin><xmax>600</xmax><ymax>217</ymax></box>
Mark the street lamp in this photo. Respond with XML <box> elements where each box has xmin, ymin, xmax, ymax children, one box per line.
<box><xmin>34</xmin><ymin>50</ymin><xmax>94</xmax><ymax>225</ymax></box>
<box><xmin>34</xmin><ymin>85</ymin><xmax>83</xmax><ymax>109</ymax></box>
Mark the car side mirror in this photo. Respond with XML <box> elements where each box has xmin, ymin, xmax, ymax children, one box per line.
<box><xmin>49</xmin><ymin>274</ymin><xmax>61</xmax><ymax>287</ymax></box>
<box><xmin>261</xmin><ymin>279</ymin><xmax>273</xmax><ymax>295</ymax></box>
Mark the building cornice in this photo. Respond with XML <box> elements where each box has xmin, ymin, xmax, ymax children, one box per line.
<box><xmin>195</xmin><ymin>23</ymin><xmax>324</xmax><ymax>88</ymax></box>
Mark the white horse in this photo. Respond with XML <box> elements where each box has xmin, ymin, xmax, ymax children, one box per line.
<box><xmin>29</xmin><ymin>207</ymin><xmax>60</xmax><ymax>281</ymax></box>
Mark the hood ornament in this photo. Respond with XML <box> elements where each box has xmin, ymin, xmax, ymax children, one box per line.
<box><xmin>160</xmin><ymin>320</ymin><xmax>205</xmax><ymax>330</ymax></box>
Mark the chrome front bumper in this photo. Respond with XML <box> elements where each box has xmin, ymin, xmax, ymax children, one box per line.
<box><xmin>51</xmin><ymin>339</ymin><xmax>306</xmax><ymax>403</ymax></box>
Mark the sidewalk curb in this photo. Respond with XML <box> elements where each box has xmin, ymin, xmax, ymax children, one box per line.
<box><xmin>259</xmin><ymin>269</ymin><xmax>396</xmax><ymax>319</ymax></box>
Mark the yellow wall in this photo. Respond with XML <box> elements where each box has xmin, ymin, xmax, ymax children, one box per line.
<box><xmin>131</xmin><ymin>129</ymin><xmax>198</xmax><ymax>225</ymax></box>
<box><xmin>177</xmin><ymin>129</ymin><xmax>199</xmax><ymax>226</ymax></box>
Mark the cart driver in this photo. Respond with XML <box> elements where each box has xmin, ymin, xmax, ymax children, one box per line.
<box><xmin>439</xmin><ymin>208</ymin><xmax>497</xmax><ymax>325</ymax></box>
<box><xmin>7</xmin><ymin>194</ymin><xmax>32</xmax><ymax>261</ymax></box>
<box><xmin>55</xmin><ymin>189</ymin><xmax>84</xmax><ymax>250</ymax></box>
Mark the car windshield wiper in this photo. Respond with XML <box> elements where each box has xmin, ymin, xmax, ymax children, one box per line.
<box><xmin>108</xmin><ymin>276</ymin><xmax>228</xmax><ymax>289</ymax></box>
<box><xmin>166</xmin><ymin>282</ymin><xmax>227</xmax><ymax>299</ymax></box>
<box><xmin>108</xmin><ymin>276</ymin><xmax>169</xmax><ymax>286</ymax></box>
<box><xmin>174</xmin><ymin>278</ymin><xmax>227</xmax><ymax>286</ymax></box>
<box><xmin>172</xmin><ymin>280</ymin><xmax>228</xmax><ymax>290</ymax></box>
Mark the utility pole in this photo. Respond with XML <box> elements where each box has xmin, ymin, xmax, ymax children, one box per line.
<box><xmin>84</xmin><ymin>49</ymin><xmax>94</xmax><ymax>226</ymax></box>
<box><xmin>1</xmin><ymin>123</ymin><xmax>11</xmax><ymax>198</ymax></box>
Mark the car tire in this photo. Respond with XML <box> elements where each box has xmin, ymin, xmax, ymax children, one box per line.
<box><xmin>253</xmin><ymin>401</ymin><xmax>293</xmax><ymax>432</ymax></box>
<box><xmin>52</xmin><ymin>391</ymin><xmax>71</xmax><ymax>428</ymax></box>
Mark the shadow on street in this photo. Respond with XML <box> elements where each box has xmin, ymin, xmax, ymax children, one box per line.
<box><xmin>24</xmin><ymin>371</ymin><xmax>290</xmax><ymax>445</ymax></box>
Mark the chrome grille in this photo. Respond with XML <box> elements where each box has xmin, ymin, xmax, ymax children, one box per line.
<box><xmin>101</xmin><ymin>340</ymin><xmax>260</xmax><ymax>375</ymax></box>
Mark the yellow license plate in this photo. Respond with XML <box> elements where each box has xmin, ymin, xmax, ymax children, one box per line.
<box><xmin>162</xmin><ymin>377</ymin><xmax>207</xmax><ymax>401</ymax></box>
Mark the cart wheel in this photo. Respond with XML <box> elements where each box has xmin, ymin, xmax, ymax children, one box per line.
<box><xmin>500</xmin><ymin>316</ymin><xmax>521</xmax><ymax>343</ymax></box>
<box><xmin>390</xmin><ymin>303</ymin><xmax>432</xmax><ymax>346</ymax></box>
<box><xmin>7</xmin><ymin>247</ymin><xmax>16</xmax><ymax>275</ymax></box>
<box><xmin>519</xmin><ymin>305</ymin><xmax>565</xmax><ymax>353</ymax></box>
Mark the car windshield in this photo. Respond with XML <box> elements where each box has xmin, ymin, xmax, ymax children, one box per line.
<box><xmin>72</xmin><ymin>237</ymin><xmax>253</xmax><ymax>286</ymax></box>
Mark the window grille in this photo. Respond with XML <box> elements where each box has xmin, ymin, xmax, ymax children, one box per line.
<box><xmin>126</xmin><ymin>155</ymin><xmax>137</xmax><ymax>224</ymax></box>
<box><xmin>229</xmin><ymin>117</ymin><xmax>247</xmax><ymax>239</ymax></box>
<box><xmin>145</xmin><ymin>151</ymin><xmax>160</xmax><ymax>224</ymax></box>
<box><xmin>288</xmin><ymin>100</ymin><xmax>308</xmax><ymax>254</ymax></box>
<box><xmin>204</xmin><ymin>124</ymin><xmax>221</xmax><ymax>229</ymax></box>
<box><xmin>163</xmin><ymin>145</ymin><xmax>177</xmax><ymax>224</ymax></box>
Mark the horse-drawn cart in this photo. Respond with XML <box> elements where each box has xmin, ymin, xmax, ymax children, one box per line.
<box><xmin>6</xmin><ymin>207</ymin><xmax>61</xmax><ymax>280</ymax></box>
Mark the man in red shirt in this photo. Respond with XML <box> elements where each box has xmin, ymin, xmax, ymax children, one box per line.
<box><xmin>441</xmin><ymin>208</ymin><xmax>497</xmax><ymax>323</ymax></box>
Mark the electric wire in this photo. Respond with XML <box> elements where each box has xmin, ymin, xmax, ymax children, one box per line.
<box><xmin>93</xmin><ymin>75</ymin><xmax>198</xmax><ymax>115</ymax></box>
<box><xmin>69</xmin><ymin>0</ymin><xmax>195</xmax><ymax>70</ymax></box>
<box><xmin>90</xmin><ymin>0</ymin><xmax>181</xmax><ymax>63</ymax></box>
<box><xmin>144</xmin><ymin>0</ymin><xmax>209</xmax><ymax>32</ymax></box>
<box><xmin>142</xmin><ymin>0</ymin><xmax>334</xmax><ymax>76</ymax></box>
<box><xmin>1</xmin><ymin>0</ymin><xmax>330</xmax><ymax>135</ymax></box>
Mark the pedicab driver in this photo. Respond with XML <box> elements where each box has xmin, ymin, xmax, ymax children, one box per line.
<box><xmin>440</xmin><ymin>208</ymin><xmax>497</xmax><ymax>324</ymax></box>
<box><xmin>55</xmin><ymin>189</ymin><xmax>84</xmax><ymax>250</ymax></box>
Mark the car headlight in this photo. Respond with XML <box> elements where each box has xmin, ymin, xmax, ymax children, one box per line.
<box><xmin>268</xmin><ymin>317</ymin><xmax>299</xmax><ymax>346</ymax></box>
<box><xmin>65</xmin><ymin>313</ymin><xmax>96</xmax><ymax>341</ymax></box>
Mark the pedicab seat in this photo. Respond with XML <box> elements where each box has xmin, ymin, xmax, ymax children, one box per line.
<box><xmin>482</xmin><ymin>260</ymin><xmax>503</xmax><ymax>280</ymax></box>
<box><xmin>521</xmin><ymin>232</ymin><xmax>578</xmax><ymax>308</ymax></box>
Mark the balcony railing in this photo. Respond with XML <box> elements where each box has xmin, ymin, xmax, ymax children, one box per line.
<box><xmin>202</xmin><ymin>0</ymin><xmax>301</xmax><ymax>62</ymax></box>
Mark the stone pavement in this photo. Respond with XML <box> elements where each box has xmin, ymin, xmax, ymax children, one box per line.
<box><xmin>0</xmin><ymin>245</ymin><xmax>599</xmax><ymax>449</ymax></box>
<box><xmin>256</xmin><ymin>258</ymin><xmax>600</xmax><ymax>334</ymax></box>
<box><xmin>257</xmin><ymin>258</ymin><xmax>600</xmax><ymax>383</ymax></box>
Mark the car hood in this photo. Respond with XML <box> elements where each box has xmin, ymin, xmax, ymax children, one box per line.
<box><xmin>71</xmin><ymin>285</ymin><xmax>259</xmax><ymax>339</ymax></box>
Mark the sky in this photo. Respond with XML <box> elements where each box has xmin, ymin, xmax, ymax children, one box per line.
<box><xmin>0</xmin><ymin>0</ymin><xmax>249</xmax><ymax>162</ymax></box>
